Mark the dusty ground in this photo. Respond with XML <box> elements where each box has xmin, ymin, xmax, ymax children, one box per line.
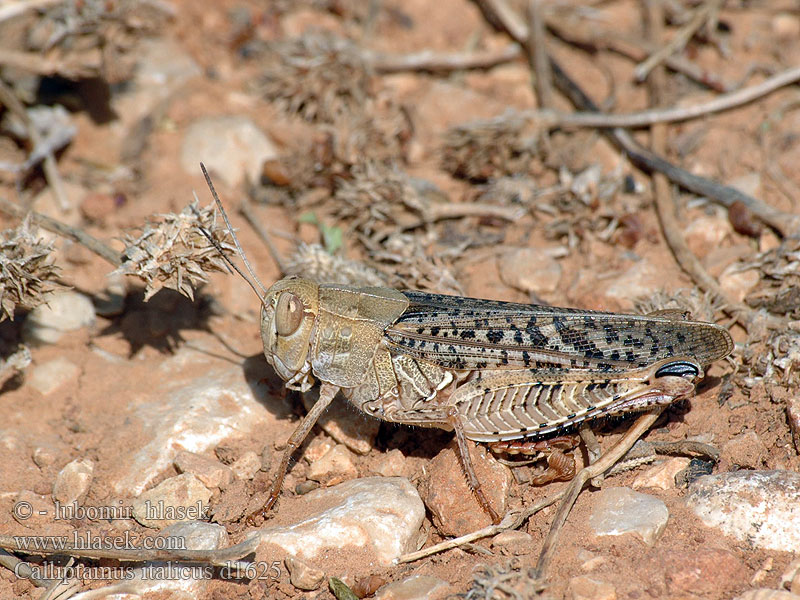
<box><xmin>1</xmin><ymin>0</ymin><xmax>800</xmax><ymax>598</ymax></box>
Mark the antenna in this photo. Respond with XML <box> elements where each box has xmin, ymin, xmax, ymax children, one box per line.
<box><xmin>194</xmin><ymin>163</ymin><xmax>269</xmax><ymax>305</ymax></box>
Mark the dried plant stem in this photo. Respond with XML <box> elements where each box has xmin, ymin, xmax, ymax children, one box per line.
<box><xmin>395</xmin><ymin>492</ymin><xmax>562</xmax><ymax>564</ymax></box>
<box><xmin>547</xmin><ymin>22</ymin><xmax>732</xmax><ymax>92</ymax></box>
<box><xmin>533</xmin><ymin>409</ymin><xmax>663</xmax><ymax>578</ymax></box>
<box><xmin>396</xmin><ymin>410</ymin><xmax>663</xmax><ymax>566</ymax></box>
<box><xmin>0</xmin><ymin>549</ymin><xmax>48</xmax><ymax>588</ymax></box>
<box><xmin>0</xmin><ymin>79</ymin><xmax>69</xmax><ymax>212</ymax></box>
<box><xmin>239</xmin><ymin>196</ymin><xmax>289</xmax><ymax>274</ymax></box>
<box><xmin>368</xmin><ymin>43</ymin><xmax>521</xmax><ymax>74</ymax></box>
<box><xmin>526</xmin><ymin>0</ymin><xmax>553</xmax><ymax>109</ymax></box>
<box><xmin>635</xmin><ymin>0</ymin><xmax>724</xmax><ymax>81</ymax></box>
<box><xmin>528</xmin><ymin>66</ymin><xmax>800</xmax><ymax>129</ymax></box>
<box><xmin>0</xmin><ymin>197</ymin><xmax>122</xmax><ymax>267</ymax></box>
<box><xmin>474</xmin><ymin>0</ymin><xmax>800</xmax><ymax>238</ymax></box>
<box><xmin>0</xmin><ymin>532</ymin><xmax>259</xmax><ymax>570</ymax></box>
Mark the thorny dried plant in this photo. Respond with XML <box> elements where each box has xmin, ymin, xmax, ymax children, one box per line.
<box><xmin>286</xmin><ymin>242</ymin><xmax>386</xmax><ymax>287</ymax></box>
<box><xmin>441</xmin><ymin>111</ymin><xmax>545</xmax><ymax>181</ymax></box>
<box><xmin>25</xmin><ymin>0</ymin><xmax>169</xmax><ymax>83</ymax></box>
<box><xmin>333</xmin><ymin>161</ymin><xmax>441</xmax><ymax>239</ymax></box>
<box><xmin>741</xmin><ymin>238</ymin><xmax>800</xmax><ymax>319</ymax></box>
<box><xmin>0</xmin><ymin>218</ymin><xmax>62</xmax><ymax>322</ymax></box>
<box><xmin>466</xmin><ymin>560</ymin><xmax>549</xmax><ymax>600</ymax></box>
<box><xmin>259</xmin><ymin>33</ymin><xmax>374</xmax><ymax>123</ymax></box>
<box><xmin>113</xmin><ymin>202</ymin><xmax>235</xmax><ymax>301</ymax></box>
<box><xmin>540</xmin><ymin>166</ymin><xmax>630</xmax><ymax>249</ymax></box>
<box><xmin>256</xmin><ymin>110</ymin><xmax>411</xmax><ymax>201</ymax></box>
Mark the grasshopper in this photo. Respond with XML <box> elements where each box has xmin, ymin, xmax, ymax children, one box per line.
<box><xmin>199</xmin><ymin>168</ymin><xmax>733</xmax><ymax>523</ymax></box>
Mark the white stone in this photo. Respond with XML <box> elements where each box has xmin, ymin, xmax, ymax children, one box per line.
<box><xmin>29</xmin><ymin>357</ymin><xmax>80</xmax><ymax>395</ymax></box>
<box><xmin>258</xmin><ymin>477</ymin><xmax>425</xmax><ymax>566</ymax></box>
<box><xmin>719</xmin><ymin>266</ymin><xmax>760</xmax><ymax>303</ymax></box>
<box><xmin>52</xmin><ymin>458</ymin><xmax>94</xmax><ymax>504</ymax></box>
<box><xmin>684</xmin><ymin>215</ymin><xmax>732</xmax><ymax>259</ymax></box>
<box><xmin>132</xmin><ymin>473</ymin><xmax>212</xmax><ymax>528</ymax></box>
<box><xmin>499</xmin><ymin>247</ymin><xmax>563</xmax><ymax>295</ymax></box>
<box><xmin>588</xmin><ymin>487</ymin><xmax>669</xmax><ymax>545</ymax></box>
<box><xmin>181</xmin><ymin>116</ymin><xmax>277</xmax><ymax>187</ymax></box>
<box><xmin>108</xmin><ymin>359</ymin><xmax>274</xmax><ymax>496</ymax></box>
<box><xmin>374</xmin><ymin>574</ymin><xmax>451</xmax><ymax>600</ymax></box>
<box><xmin>687</xmin><ymin>471</ymin><xmax>800</xmax><ymax>552</ymax></box>
<box><xmin>23</xmin><ymin>292</ymin><xmax>96</xmax><ymax>344</ymax></box>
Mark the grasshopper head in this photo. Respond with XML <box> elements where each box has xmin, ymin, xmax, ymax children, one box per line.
<box><xmin>260</xmin><ymin>277</ymin><xmax>320</xmax><ymax>384</ymax></box>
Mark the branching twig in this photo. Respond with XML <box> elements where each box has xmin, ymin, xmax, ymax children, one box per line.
<box><xmin>0</xmin><ymin>197</ymin><xmax>122</xmax><ymax>267</ymax></box>
<box><xmin>635</xmin><ymin>0</ymin><xmax>725</xmax><ymax>81</ymax></box>
<box><xmin>533</xmin><ymin>410</ymin><xmax>663</xmax><ymax>578</ymax></box>
<box><xmin>0</xmin><ymin>79</ymin><xmax>70</xmax><ymax>212</ymax></box>
<box><xmin>525</xmin><ymin>66</ymin><xmax>800</xmax><ymax>129</ymax></box>
<box><xmin>527</xmin><ymin>0</ymin><xmax>553</xmax><ymax>109</ymax></box>
<box><xmin>474</xmin><ymin>0</ymin><xmax>800</xmax><ymax>238</ymax></box>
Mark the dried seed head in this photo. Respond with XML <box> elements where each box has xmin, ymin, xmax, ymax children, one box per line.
<box><xmin>114</xmin><ymin>202</ymin><xmax>236</xmax><ymax>301</ymax></box>
<box><xmin>742</xmin><ymin>238</ymin><xmax>800</xmax><ymax>318</ymax></box>
<box><xmin>441</xmin><ymin>111</ymin><xmax>544</xmax><ymax>181</ymax></box>
<box><xmin>0</xmin><ymin>218</ymin><xmax>62</xmax><ymax>322</ymax></box>
<box><xmin>259</xmin><ymin>33</ymin><xmax>373</xmax><ymax>123</ymax></box>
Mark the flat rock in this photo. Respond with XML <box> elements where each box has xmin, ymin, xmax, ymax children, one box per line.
<box><xmin>687</xmin><ymin>470</ymin><xmax>800</xmax><ymax>552</ymax></box>
<box><xmin>23</xmin><ymin>291</ymin><xmax>96</xmax><ymax>345</ymax></box>
<box><xmin>588</xmin><ymin>487</ymin><xmax>669</xmax><ymax>545</ymax></box>
<box><xmin>107</xmin><ymin>359</ymin><xmax>274</xmax><ymax>496</ymax></box>
<box><xmin>181</xmin><ymin>115</ymin><xmax>277</xmax><ymax>187</ymax></box>
<box><xmin>421</xmin><ymin>441</ymin><xmax>511</xmax><ymax>537</ymax></box>
<box><xmin>258</xmin><ymin>477</ymin><xmax>424</xmax><ymax>568</ymax></box>
<box><xmin>132</xmin><ymin>473</ymin><xmax>212</xmax><ymax>528</ymax></box>
<box><xmin>230</xmin><ymin>450</ymin><xmax>261</xmax><ymax>481</ymax></box>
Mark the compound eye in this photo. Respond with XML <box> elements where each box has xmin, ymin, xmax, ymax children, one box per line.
<box><xmin>275</xmin><ymin>292</ymin><xmax>304</xmax><ymax>336</ymax></box>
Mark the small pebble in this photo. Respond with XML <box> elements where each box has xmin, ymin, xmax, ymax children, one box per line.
<box><xmin>173</xmin><ymin>450</ymin><xmax>233</xmax><ymax>489</ymax></box>
<box><xmin>52</xmin><ymin>458</ymin><xmax>94</xmax><ymax>505</ymax></box>
<box><xmin>374</xmin><ymin>574</ymin><xmax>451</xmax><ymax>600</ymax></box>
<box><xmin>230</xmin><ymin>450</ymin><xmax>261</xmax><ymax>481</ymax></box>
<box><xmin>29</xmin><ymin>358</ymin><xmax>80</xmax><ymax>395</ymax></box>
<box><xmin>285</xmin><ymin>556</ymin><xmax>325</xmax><ymax>591</ymax></box>
<box><xmin>632</xmin><ymin>457</ymin><xmax>690</xmax><ymax>491</ymax></box>
<box><xmin>567</xmin><ymin>575</ymin><xmax>616</xmax><ymax>600</ymax></box>
<box><xmin>23</xmin><ymin>292</ymin><xmax>96</xmax><ymax>345</ymax></box>
<box><xmin>588</xmin><ymin>487</ymin><xmax>669</xmax><ymax>545</ymax></box>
